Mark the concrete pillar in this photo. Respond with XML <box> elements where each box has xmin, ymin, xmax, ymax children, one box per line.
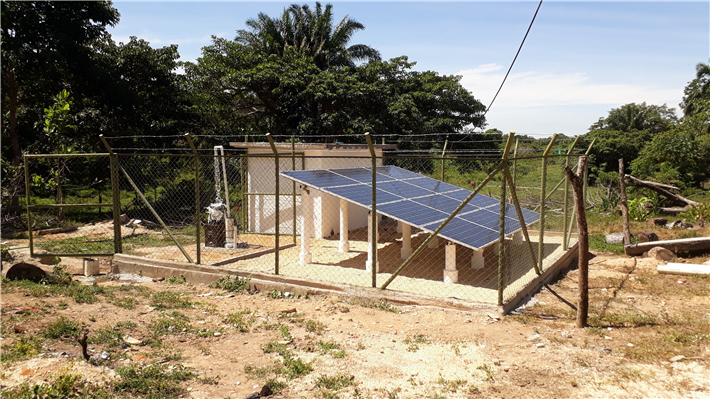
<box><xmin>396</xmin><ymin>220</ymin><xmax>403</xmax><ymax>233</ymax></box>
<box><xmin>339</xmin><ymin>199</ymin><xmax>349</xmax><ymax>252</ymax></box>
<box><xmin>428</xmin><ymin>235</ymin><xmax>439</xmax><ymax>249</ymax></box>
<box><xmin>471</xmin><ymin>249</ymin><xmax>484</xmax><ymax>269</ymax></box>
<box><xmin>443</xmin><ymin>242</ymin><xmax>458</xmax><ymax>284</ymax></box>
<box><xmin>366</xmin><ymin>211</ymin><xmax>379</xmax><ymax>272</ymax></box>
<box><xmin>400</xmin><ymin>222</ymin><xmax>412</xmax><ymax>260</ymax></box>
<box><xmin>299</xmin><ymin>186</ymin><xmax>312</xmax><ymax>265</ymax></box>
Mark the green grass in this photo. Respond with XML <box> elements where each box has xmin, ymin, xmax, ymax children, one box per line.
<box><xmin>112</xmin><ymin>362</ymin><xmax>195</xmax><ymax>398</ymax></box>
<box><xmin>317</xmin><ymin>341</ymin><xmax>347</xmax><ymax>358</ymax></box>
<box><xmin>316</xmin><ymin>374</ymin><xmax>356</xmax><ymax>391</ymax></box>
<box><xmin>404</xmin><ymin>334</ymin><xmax>429</xmax><ymax>352</ymax></box>
<box><xmin>210</xmin><ymin>275</ymin><xmax>250</xmax><ymax>293</ymax></box>
<box><xmin>304</xmin><ymin>320</ymin><xmax>326</xmax><ymax>335</ymax></box>
<box><xmin>223</xmin><ymin>308</ymin><xmax>254</xmax><ymax>332</ymax></box>
<box><xmin>149</xmin><ymin>311</ymin><xmax>192</xmax><ymax>337</ymax></box>
<box><xmin>346</xmin><ymin>298</ymin><xmax>401</xmax><ymax>313</ymax></box>
<box><xmin>1</xmin><ymin>372</ymin><xmax>112</xmax><ymax>399</ymax></box>
<box><xmin>1</xmin><ymin>336</ymin><xmax>44</xmax><ymax>364</ymax></box>
<box><xmin>150</xmin><ymin>291</ymin><xmax>194</xmax><ymax>310</ymax></box>
<box><xmin>42</xmin><ymin>316</ymin><xmax>81</xmax><ymax>339</ymax></box>
<box><xmin>588</xmin><ymin>234</ymin><xmax>625</xmax><ymax>254</ymax></box>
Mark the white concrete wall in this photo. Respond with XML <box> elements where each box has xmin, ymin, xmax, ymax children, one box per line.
<box><xmin>247</xmin><ymin>147</ymin><xmax>384</xmax><ymax>239</ymax></box>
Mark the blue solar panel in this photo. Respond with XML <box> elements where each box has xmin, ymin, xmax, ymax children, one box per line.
<box><xmin>281</xmin><ymin>166</ymin><xmax>540</xmax><ymax>250</ymax></box>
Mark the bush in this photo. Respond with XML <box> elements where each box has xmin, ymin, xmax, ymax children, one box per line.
<box><xmin>210</xmin><ymin>275</ymin><xmax>250</xmax><ymax>293</ymax></box>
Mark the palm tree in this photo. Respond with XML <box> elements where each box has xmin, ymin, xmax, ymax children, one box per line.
<box><xmin>682</xmin><ymin>61</ymin><xmax>710</xmax><ymax>116</ymax></box>
<box><xmin>236</xmin><ymin>2</ymin><xmax>380</xmax><ymax>69</ymax></box>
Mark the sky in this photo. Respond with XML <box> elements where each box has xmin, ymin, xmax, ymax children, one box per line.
<box><xmin>108</xmin><ymin>1</ymin><xmax>710</xmax><ymax>137</ymax></box>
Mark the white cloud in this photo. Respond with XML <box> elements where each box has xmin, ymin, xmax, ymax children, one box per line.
<box><xmin>457</xmin><ymin>64</ymin><xmax>681</xmax><ymax>109</ymax></box>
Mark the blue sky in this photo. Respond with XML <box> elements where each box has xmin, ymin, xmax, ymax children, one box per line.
<box><xmin>108</xmin><ymin>1</ymin><xmax>709</xmax><ymax>136</ymax></box>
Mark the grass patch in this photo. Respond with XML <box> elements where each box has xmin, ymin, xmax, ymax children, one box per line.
<box><xmin>404</xmin><ymin>334</ymin><xmax>429</xmax><ymax>352</ymax></box>
<box><xmin>304</xmin><ymin>319</ymin><xmax>326</xmax><ymax>335</ymax></box>
<box><xmin>1</xmin><ymin>336</ymin><xmax>44</xmax><ymax>364</ymax></box>
<box><xmin>244</xmin><ymin>355</ymin><xmax>313</xmax><ymax>380</ymax></box>
<box><xmin>316</xmin><ymin>373</ymin><xmax>356</xmax><ymax>391</ymax></box>
<box><xmin>588</xmin><ymin>234</ymin><xmax>624</xmax><ymax>255</ymax></box>
<box><xmin>437</xmin><ymin>374</ymin><xmax>467</xmax><ymax>392</ymax></box>
<box><xmin>149</xmin><ymin>311</ymin><xmax>192</xmax><ymax>337</ymax></box>
<box><xmin>112</xmin><ymin>362</ymin><xmax>194</xmax><ymax>398</ymax></box>
<box><xmin>265</xmin><ymin>378</ymin><xmax>288</xmax><ymax>394</ymax></box>
<box><xmin>43</xmin><ymin>316</ymin><xmax>81</xmax><ymax>339</ymax></box>
<box><xmin>1</xmin><ymin>372</ymin><xmax>111</xmax><ymax>399</ymax></box>
<box><xmin>317</xmin><ymin>341</ymin><xmax>346</xmax><ymax>358</ymax></box>
<box><xmin>110</xmin><ymin>296</ymin><xmax>137</xmax><ymax>309</ymax></box>
<box><xmin>150</xmin><ymin>291</ymin><xmax>193</xmax><ymax>310</ymax></box>
<box><xmin>476</xmin><ymin>364</ymin><xmax>495</xmax><ymax>381</ymax></box>
<box><xmin>223</xmin><ymin>308</ymin><xmax>255</xmax><ymax>332</ymax></box>
<box><xmin>166</xmin><ymin>274</ymin><xmax>186</xmax><ymax>285</ymax></box>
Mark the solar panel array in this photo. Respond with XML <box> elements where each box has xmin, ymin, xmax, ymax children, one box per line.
<box><xmin>280</xmin><ymin>166</ymin><xmax>539</xmax><ymax>250</ymax></box>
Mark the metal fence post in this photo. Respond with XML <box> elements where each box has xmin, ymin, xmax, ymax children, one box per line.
<box><xmin>100</xmin><ymin>135</ymin><xmax>122</xmax><ymax>254</ymax></box>
<box><xmin>498</xmin><ymin>132</ymin><xmax>515</xmax><ymax>306</ymax></box>
<box><xmin>266</xmin><ymin>133</ymin><xmax>280</xmax><ymax>275</ymax></box>
<box><xmin>185</xmin><ymin>134</ymin><xmax>201</xmax><ymax>264</ymax></box>
<box><xmin>440</xmin><ymin>139</ymin><xmax>448</xmax><ymax>182</ymax></box>
<box><xmin>292</xmin><ymin>138</ymin><xmax>297</xmax><ymax>244</ymax></box>
<box><xmin>365</xmin><ymin>132</ymin><xmax>377</xmax><ymax>288</ymax></box>
<box><xmin>537</xmin><ymin>133</ymin><xmax>558</xmax><ymax>272</ymax></box>
<box><xmin>512</xmin><ymin>137</ymin><xmax>519</xmax><ymax>188</ymax></box>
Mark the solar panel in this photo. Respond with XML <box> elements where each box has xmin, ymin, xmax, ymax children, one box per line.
<box><xmin>280</xmin><ymin>166</ymin><xmax>540</xmax><ymax>250</ymax></box>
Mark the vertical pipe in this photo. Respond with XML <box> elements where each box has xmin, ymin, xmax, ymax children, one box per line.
<box><xmin>266</xmin><ymin>133</ymin><xmax>280</xmax><ymax>275</ymax></box>
<box><xmin>185</xmin><ymin>134</ymin><xmax>201</xmax><ymax>264</ymax></box>
<box><xmin>562</xmin><ymin>136</ymin><xmax>580</xmax><ymax>251</ymax></box>
<box><xmin>512</xmin><ymin>137</ymin><xmax>519</xmax><ymax>188</ymax></box>
<box><xmin>100</xmin><ymin>135</ymin><xmax>122</xmax><ymax>254</ymax></box>
<box><xmin>537</xmin><ymin>133</ymin><xmax>558</xmax><ymax>272</ymax></box>
<box><xmin>365</xmin><ymin>132</ymin><xmax>377</xmax><ymax>288</ymax></box>
<box><xmin>292</xmin><ymin>138</ymin><xmax>297</xmax><ymax>244</ymax></box>
<box><xmin>497</xmin><ymin>132</ymin><xmax>515</xmax><ymax>306</ymax></box>
<box><xmin>23</xmin><ymin>155</ymin><xmax>35</xmax><ymax>257</ymax></box>
<box><xmin>441</xmin><ymin>139</ymin><xmax>448</xmax><ymax>182</ymax></box>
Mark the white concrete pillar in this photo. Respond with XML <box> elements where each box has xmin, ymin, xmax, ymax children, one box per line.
<box><xmin>400</xmin><ymin>222</ymin><xmax>412</xmax><ymax>260</ymax></box>
<box><xmin>443</xmin><ymin>242</ymin><xmax>458</xmax><ymax>284</ymax></box>
<box><xmin>366</xmin><ymin>211</ymin><xmax>379</xmax><ymax>272</ymax></box>
<box><xmin>396</xmin><ymin>220</ymin><xmax>403</xmax><ymax>233</ymax></box>
<box><xmin>339</xmin><ymin>199</ymin><xmax>349</xmax><ymax>252</ymax></box>
<box><xmin>299</xmin><ymin>186</ymin><xmax>313</xmax><ymax>265</ymax></box>
<box><xmin>428</xmin><ymin>234</ymin><xmax>440</xmax><ymax>249</ymax></box>
<box><xmin>471</xmin><ymin>249</ymin><xmax>484</xmax><ymax>269</ymax></box>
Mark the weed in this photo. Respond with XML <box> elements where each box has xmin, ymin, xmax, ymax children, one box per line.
<box><xmin>88</xmin><ymin>325</ymin><xmax>125</xmax><ymax>347</ymax></box>
<box><xmin>110</xmin><ymin>296</ymin><xmax>137</xmax><ymax>309</ymax></box>
<box><xmin>304</xmin><ymin>319</ymin><xmax>326</xmax><ymax>335</ymax></box>
<box><xmin>575</xmin><ymin>357</ymin><xmax>591</xmax><ymax>368</ymax></box>
<box><xmin>437</xmin><ymin>374</ymin><xmax>467</xmax><ymax>392</ymax></box>
<box><xmin>224</xmin><ymin>308</ymin><xmax>254</xmax><ymax>332</ymax></box>
<box><xmin>347</xmin><ymin>298</ymin><xmax>400</xmax><ymax>313</ymax></box>
<box><xmin>112</xmin><ymin>362</ymin><xmax>194</xmax><ymax>398</ymax></box>
<box><xmin>316</xmin><ymin>374</ymin><xmax>356</xmax><ymax>391</ymax></box>
<box><xmin>265</xmin><ymin>378</ymin><xmax>288</xmax><ymax>394</ymax></box>
<box><xmin>451</xmin><ymin>342</ymin><xmax>466</xmax><ymax>356</ymax></box>
<box><xmin>210</xmin><ymin>275</ymin><xmax>250</xmax><ymax>293</ymax></box>
<box><xmin>279</xmin><ymin>324</ymin><xmax>292</xmax><ymax>341</ymax></box>
<box><xmin>150</xmin><ymin>291</ymin><xmax>193</xmax><ymax>310</ymax></box>
<box><xmin>43</xmin><ymin>316</ymin><xmax>81</xmax><ymax>339</ymax></box>
<box><xmin>116</xmin><ymin>321</ymin><xmax>137</xmax><ymax>329</ymax></box>
<box><xmin>166</xmin><ymin>274</ymin><xmax>186</xmax><ymax>285</ymax></box>
<box><xmin>149</xmin><ymin>311</ymin><xmax>192</xmax><ymax>336</ymax></box>
<box><xmin>58</xmin><ymin>301</ymin><xmax>68</xmax><ymax>309</ymax></box>
<box><xmin>1</xmin><ymin>336</ymin><xmax>44</xmax><ymax>364</ymax></box>
<box><xmin>262</xmin><ymin>341</ymin><xmax>290</xmax><ymax>356</ymax></box>
<box><xmin>476</xmin><ymin>364</ymin><xmax>495</xmax><ymax>381</ymax></box>
<box><xmin>1</xmin><ymin>372</ymin><xmax>110</xmax><ymax>399</ymax></box>
<box><xmin>245</xmin><ymin>355</ymin><xmax>313</xmax><ymax>380</ymax></box>
<box><xmin>404</xmin><ymin>334</ymin><xmax>429</xmax><ymax>352</ymax></box>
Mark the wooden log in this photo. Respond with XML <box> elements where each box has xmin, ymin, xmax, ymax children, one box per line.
<box><xmin>564</xmin><ymin>155</ymin><xmax>589</xmax><ymax>328</ymax></box>
<box><xmin>658</xmin><ymin>206</ymin><xmax>693</xmax><ymax>215</ymax></box>
<box><xmin>624</xmin><ymin>174</ymin><xmax>699</xmax><ymax>208</ymax></box>
<box><xmin>624</xmin><ymin>236</ymin><xmax>710</xmax><ymax>256</ymax></box>
<box><xmin>658</xmin><ymin>263</ymin><xmax>710</xmax><ymax>276</ymax></box>
<box><xmin>35</xmin><ymin>226</ymin><xmax>79</xmax><ymax>236</ymax></box>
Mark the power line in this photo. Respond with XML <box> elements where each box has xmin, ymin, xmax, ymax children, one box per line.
<box><xmin>484</xmin><ymin>0</ymin><xmax>543</xmax><ymax>116</ymax></box>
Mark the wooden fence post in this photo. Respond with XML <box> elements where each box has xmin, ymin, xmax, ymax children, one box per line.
<box><xmin>564</xmin><ymin>155</ymin><xmax>589</xmax><ymax>328</ymax></box>
<box><xmin>619</xmin><ymin>159</ymin><xmax>631</xmax><ymax>245</ymax></box>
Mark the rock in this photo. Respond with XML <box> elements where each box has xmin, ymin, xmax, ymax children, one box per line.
<box><xmin>647</xmin><ymin>247</ymin><xmax>675</xmax><ymax>262</ymax></box>
<box><xmin>561</xmin><ymin>330</ymin><xmax>572</xmax><ymax>338</ymax></box>
<box><xmin>120</xmin><ymin>214</ymin><xmax>130</xmax><ymax>224</ymax></box>
<box><xmin>124</xmin><ymin>336</ymin><xmax>142</xmax><ymax>345</ymax></box>
<box><xmin>14</xmin><ymin>325</ymin><xmax>27</xmax><ymax>334</ymax></box>
<box><xmin>535</xmin><ymin>343</ymin><xmax>545</xmax><ymax>348</ymax></box>
<box><xmin>214</xmin><ymin>332</ymin><xmax>222</xmax><ymax>337</ymax></box>
<box><xmin>605</xmin><ymin>232</ymin><xmax>625</xmax><ymax>244</ymax></box>
<box><xmin>647</xmin><ymin>218</ymin><xmax>667</xmax><ymax>226</ymax></box>
<box><xmin>670</xmin><ymin>355</ymin><xmax>685</xmax><ymax>362</ymax></box>
<box><xmin>589</xmin><ymin>345</ymin><xmax>612</xmax><ymax>354</ymax></box>
<box><xmin>636</xmin><ymin>231</ymin><xmax>659</xmax><ymax>243</ymax></box>
<box><xmin>667</xmin><ymin>220</ymin><xmax>693</xmax><ymax>229</ymax></box>
<box><xmin>280</xmin><ymin>308</ymin><xmax>297</xmax><ymax>314</ymax></box>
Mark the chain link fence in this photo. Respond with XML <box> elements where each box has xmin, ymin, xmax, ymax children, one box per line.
<box><xmin>17</xmin><ymin>134</ymin><xmax>584</xmax><ymax>308</ymax></box>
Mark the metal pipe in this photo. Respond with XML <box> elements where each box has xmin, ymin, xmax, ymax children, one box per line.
<box><xmin>292</xmin><ymin>138</ymin><xmax>297</xmax><ymax>244</ymax></box>
<box><xmin>502</xmin><ymin>166</ymin><xmax>540</xmax><ymax>275</ymax></box>
<box><xmin>365</xmin><ymin>132</ymin><xmax>377</xmax><ymax>288</ymax></box>
<box><xmin>185</xmin><ymin>134</ymin><xmax>201</xmax><ymax>264</ymax></box>
<box><xmin>266</xmin><ymin>133</ymin><xmax>280</xmax><ymax>275</ymax></box>
<box><xmin>512</xmin><ymin>137</ymin><xmax>519</xmax><ymax>188</ymax></box>
<box><xmin>119</xmin><ymin>165</ymin><xmax>193</xmax><ymax>263</ymax></box>
<box><xmin>380</xmin><ymin>162</ymin><xmax>505</xmax><ymax>290</ymax></box>
<box><xmin>441</xmin><ymin>139</ymin><xmax>448</xmax><ymax>182</ymax></box>
<box><xmin>497</xmin><ymin>132</ymin><xmax>515</xmax><ymax>305</ymax></box>
<box><xmin>537</xmin><ymin>133</ymin><xmax>558</xmax><ymax>272</ymax></box>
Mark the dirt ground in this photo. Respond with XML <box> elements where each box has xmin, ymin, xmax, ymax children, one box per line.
<box><xmin>1</xmin><ymin>247</ymin><xmax>709</xmax><ymax>398</ymax></box>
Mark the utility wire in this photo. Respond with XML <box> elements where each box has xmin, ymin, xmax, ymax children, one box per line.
<box><xmin>484</xmin><ymin>0</ymin><xmax>543</xmax><ymax>116</ymax></box>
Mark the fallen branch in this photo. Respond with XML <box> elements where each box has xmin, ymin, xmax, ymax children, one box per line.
<box><xmin>35</xmin><ymin>226</ymin><xmax>79</xmax><ymax>236</ymax></box>
<box><xmin>624</xmin><ymin>174</ymin><xmax>699</xmax><ymax>208</ymax></box>
<box><xmin>624</xmin><ymin>236</ymin><xmax>710</xmax><ymax>256</ymax></box>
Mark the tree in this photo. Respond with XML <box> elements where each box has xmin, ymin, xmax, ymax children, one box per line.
<box><xmin>235</xmin><ymin>2</ymin><xmax>380</xmax><ymax>69</ymax></box>
<box><xmin>583</xmin><ymin>102</ymin><xmax>677</xmax><ymax>177</ymax></box>
<box><xmin>681</xmin><ymin>61</ymin><xmax>710</xmax><ymax>117</ymax></box>
<box><xmin>1</xmin><ymin>1</ymin><xmax>120</xmax><ymax>167</ymax></box>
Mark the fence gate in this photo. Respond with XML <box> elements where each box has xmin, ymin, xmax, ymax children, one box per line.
<box><xmin>24</xmin><ymin>153</ymin><xmax>121</xmax><ymax>258</ymax></box>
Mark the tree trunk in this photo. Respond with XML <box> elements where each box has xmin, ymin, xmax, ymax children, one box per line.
<box><xmin>619</xmin><ymin>159</ymin><xmax>631</xmax><ymax>245</ymax></box>
<box><xmin>6</xmin><ymin>66</ymin><xmax>22</xmax><ymax>214</ymax></box>
<box><xmin>564</xmin><ymin>155</ymin><xmax>589</xmax><ymax>328</ymax></box>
